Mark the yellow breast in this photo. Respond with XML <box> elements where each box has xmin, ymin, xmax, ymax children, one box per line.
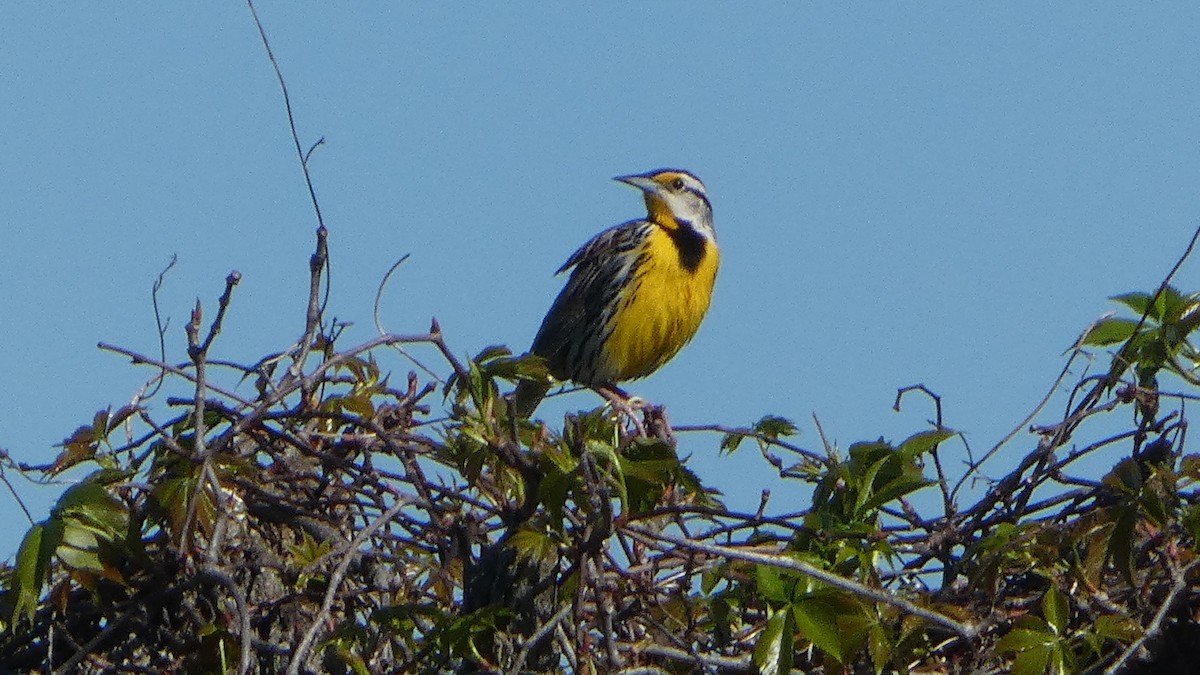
<box><xmin>603</xmin><ymin>225</ymin><xmax>719</xmax><ymax>381</ymax></box>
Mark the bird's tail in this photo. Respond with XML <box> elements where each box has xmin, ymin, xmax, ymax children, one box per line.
<box><xmin>512</xmin><ymin>377</ymin><xmax>552</xmax><ymax>419</ymax></box>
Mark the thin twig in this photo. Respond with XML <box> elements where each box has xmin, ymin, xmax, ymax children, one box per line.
<box><xmin>621</xmin><ymin>525</ymin><xmax>979</xmax><ymax>640</ymax></box>
<box><xmin>953</xmin><ymin>344</ymin><xmax>1086</xmax><ymax>504</ymax></box>
<box><xmin>146</xmin><ymin>254</ymin><xmax>177</xmax><ymax>399</ymax></box>
<box><xmin>286</xmin><ymin>496</ymin><xmax>412</xmax><ymax>675</ymax></box>
<box><xmin>96</xmin><ymin>342</ymin><xmax>255</xmax><ymax>408</ymax></box>
<box><xmin>245</xmin><ymin>0</ymin><xmax>325</xmax><ymax>230</ymax></box>
<box><xmin>373</xmin><ymin>253</ymin><xmax>445</xmax><ymax>383</ymax></box>
<box><xmin>0</xmin><ymin>456</ymin><xmax>35</xmax><ymax>524</ymax></box>
<box><xmin>894</xmin><ymin>384</ymin><xmax>955</xmax><ymax>519</ymax></box>
<box><xmin>198</xmin><ymin>566</ymin><xmax>254</xmax><ymax>675</ymax></box>
<box><xmin>672</xmin><ymin>423</ymin><xmax>825</xmax><ymax>465</ymax></box>
<box><xmin>616</xmin><ymin>641</ymin><xmax>754</xmax><ymax>672</ymax></box>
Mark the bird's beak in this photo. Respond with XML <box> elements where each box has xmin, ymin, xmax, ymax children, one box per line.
<box><xmin>614</xmin><ymin>173</ymin><xmax>659</xmax><ymax>193</ymax></box>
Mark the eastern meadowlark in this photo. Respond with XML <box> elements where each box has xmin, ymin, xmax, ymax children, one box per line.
<box><xmin>513</xmin><ymin>169</ymin><xmax>719</xmax><ymax>417</ymax></box>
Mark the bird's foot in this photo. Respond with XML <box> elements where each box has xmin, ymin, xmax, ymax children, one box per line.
<box><xmin>595</xmin><ymin>385</ymin><xmax>646</xmax><ymax>436</ymax></box>
<box><xmin>594</xmin><ymin>386</ymin><xmax>675</xmax><ymax>445</ymax></box>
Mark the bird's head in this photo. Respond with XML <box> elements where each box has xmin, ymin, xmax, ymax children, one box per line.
<box><xmin>616</xmin><ymin>169</ymin><xmax>715</xmax><ymax>241</ymax></box>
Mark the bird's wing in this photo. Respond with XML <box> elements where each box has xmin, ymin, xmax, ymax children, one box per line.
<box><xmin>554</xmin><ymin>220</ymin><xmax>646</xmax><ymax>275</ymax></box>
<box><xmin>532</xmin><ymin>220</ymin><xmax>650</xmax><ymax>382</ymax></box>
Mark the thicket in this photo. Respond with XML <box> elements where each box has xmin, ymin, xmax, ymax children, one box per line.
<box><xmin>4</xmin><ymin>9</ymin><xmax>1200</xmax><ymax>675</ymax></box>
<box><xmin>3</xmin><ymin>227</ymin><xmax>1200</xmax><ymax>675</ymax></box>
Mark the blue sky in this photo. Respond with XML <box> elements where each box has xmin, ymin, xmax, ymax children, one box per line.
<box><xmin>3</xmin><ymin>4</ymin><xmax>1200</xmax><ymax>561</ymax></box>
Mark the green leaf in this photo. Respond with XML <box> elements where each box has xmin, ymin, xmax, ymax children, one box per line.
<box><xmin>1155</xmin><ymin>285</ymin><xmax>1189</xmax><ymax>323</ymax></box>
<box><xmin>372</xmin><ymin>603</ymin><xmax>445</xmax><ymax>643</ymax></box>
<box><xmin>1109</xmin><ymin>507</ymin><xmax>1138</xmax><ymax>584</ymax></box>
<box><xmin>791</xmin><ymin>597</ymin><xmax>846</xmax><ymax>663</ymax></box>
<box><xmin>1104</xmin><ymin>458</ymin><xmax>1143</xmax><ymax>495</ymax></box>
<box><xmin>58</xmin><ymin>521</ymin><xmax>103</xmax><ymax>573</ymax></box>
<box><xmin>537</xmin><ymin>466</ymin><xmax>574</xmax><ymax>524</ymax></box>
<box><xmin>289</xmin><ymin>530</ymin><xmax>334</xmax><ymax>568</ymax></box>
<box><xmin>710</xmin><ymin>596</ymin><xmax>732</xmax><ymax>648</ymax></box>
<box><xmin>701</xmin><ymin>568</ymin><xmax>723</xmax><ymax>595</ymax></box>
<box><xmin>506</xmin><ymin>352</ymin><xmax>551</xmax><ymax>384</ymax></box>
<box><xmin>719</xmin><ymin>431</ymin><xmax>746</xmax><ymax>455</ymax></box>
<box><xmin>53</xmin><ymin>480</ymin><xmax>128</xmax><ymax>542</ymax></box>
<box><xmin>998</xmin><ymin>620</ymin><xmax>1056</xmax><ymax>675</ymax></box>
<box><xmin>853</xmin><ymin>455</ymin><xmax>889</xmax><ymax>517</ymax></box>
<box><xmin>867</xmin><ymin>622</ymin><xmax>892</xmax><ymax>675</ymax></box>
<box><xmin>1183</xmin><ymin>504</ymin><xmax>1200</xmax><ymax>543</ymax></box>
<box><xmin>1011</xmin><ymin>644</ymin><xmax>1052</xmax><ymax>675</ymax></box>
<box><xmin>509</xmin><ymin>526</ymin><xmax>557</xmax><ymax>564</ymax></box>
<box><xmin>753</xmin><ymin>605</ymin><xmax>794</xmax><ymax>675</ymax></box>
<box><xmin>1082</xmin><ymin>318</ymin><xmax>1140</xmax><ymax>347</ymax></box>
<box><xmin>834</xmin><ymin>609</ymin><xmax>873</xmax><ymax>665</ymax></box>
<box><xmin>472</xmin><ymin>344</ymin><xmax>513</xmax><ymax>363</ymax></box>
<box><xmin>755</xmin><ymin>564</ymin><xmax>790</xmax><ymax>604</ymax></box>
<box><xmin>437</xmin><ymin>605</ymin><xmax>510</xmax><ymax>663</ymax></box>
<box><xmin>1110</xmin><ymin>292</ymin><xmax>1154</xmax><ymax>317</ymax></box>
<box><xmin>1076</xmin><ymin>520</ymin><xmax>1113</xmax><ymax>588</ymax></box>
<box><xmin>1042</xmin><ymin>587</ymin><xmax>1069</xmax><ymax>635</ymax></box>
<box><xmin>998</xmin><ymin>616</ymin><xmax>1052</xmax><ymax>651</ymax></box>
<box><xmin>11</xmin><ymin>522</ymin><xmax>60</xmax><ymax>624</ymax></box>
<box><xmin>1048</xmin><ymin>643</ymin><xmax>1073</xmax><ymax>675</ymax></box>
<box><xmin>618</xmin><ymin>438</ymin><xmax>681</xmax><ymax>515</ymax></box>
<box><xmin>897</xmin><ymin>429</ymin><xmax>957</xmax><ymax>458</ymax></box>
<box><xmin>861</xmin><ymin>475</ymin><xmax>934</xmax><ymax>515</ymax></box>
<box><xmin>619</xmin><ymin>459</ymin><xmax>678</xmax><ymax>484</ymax></box>
<box><xmin>1093</xmin><ymin>614</ymin><xmax>1142</xmax><ymax>644</ymax></box>
<box><xmin>753</xmin><ymin>415</ymin><xmax>799</xmax><ymax>439</ymax></box>
<box><xmin>675</xmin><ymin>462</ymin><xmax>721</xmax><ymax>508</ymax></box>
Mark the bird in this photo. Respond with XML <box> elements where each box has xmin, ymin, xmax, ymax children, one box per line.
<box><xmin>513</xmin><ymin>168</ymin><xmax>719</xmax><ymax>418</ymax></box>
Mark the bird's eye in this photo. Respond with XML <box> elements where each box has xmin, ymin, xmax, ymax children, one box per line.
<box><xmin>671</xmin><ymin>177</ymin><xmax>685</xmax><ymax>191</ymax></box>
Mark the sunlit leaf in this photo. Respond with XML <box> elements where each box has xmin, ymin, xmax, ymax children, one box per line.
<box><xmin>755</xmin><ymin>564</ymin><xmax>790</xmax><ymax>604</ymax></box>
<box><xmin>753</xmin><ymin>605</ymin><xmax>794</xmax><ymax>675</ymax></box>
<box><xmin>720</xmin><ymin>431</ymin><xmax>746</xmax><ymax>455</ymax></box>
<box><xmin>1093</xmin><ymin>614</ymin><xmax>1142</xmax><ymax>644</ymax></box>
<box><xmin>1081</xmin><ymin>318</ymin><xmax>1140</xmax><ymax>347</ymax></box>
<box><xmin>792</xmin><ymin>596</ymin><xmax>845</xmax><ymax>663</ymax></box>
<box><xmin>1042</xmin><ymin>587</ymin><xmax>1069</xmax><ymax>635</ymax></box>
<box><xmin>753</xmin><ymin>415</ymin><xmax>798</xmax><ymax>439</ymax></box>
<box><xmin>867</xmin><ymin>621</ymin><xmax>892</xmax><ymax>675</ymax></box>
<box><xmin>1110</xmin><ymin>292</ymin><xmax>1154</xmax><ymax>318</ymax></box>
<box><xmin>897</xmin><ymin>429</ymin><xmax>957</xmax><ymax>458</ymax></box>
<box><xmin>54</xmin><ymin>480</ymin><xmax>128</xmax><ymax>542</ymax></box>
<box><xmin>11</xmin><ymin>522</ymin><xmax>60</xmax><ymax>624</ymax></box>
<box><xmin>473</xmin><ymin>344</ymin><xmax>512</xmax><ymax>363</ymax></box>
<box><xmin>1011</xmin><ymin>645</ymin><xmax>1052</xmax><ymax>675</ymax></box>
<box><xmin>57</xmin><ymin>521</ymin><xmax>104</xmax><ymax>574</ymax></box>
<box><xmin>510</xmin><ymin>526</ymin><xmax>557</xmax><ymax>564</ymax></box>
<box><xmin>998</xmin><ymin>617</ymin><xmax>1056</xmax><ymax>675</ymax></box>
